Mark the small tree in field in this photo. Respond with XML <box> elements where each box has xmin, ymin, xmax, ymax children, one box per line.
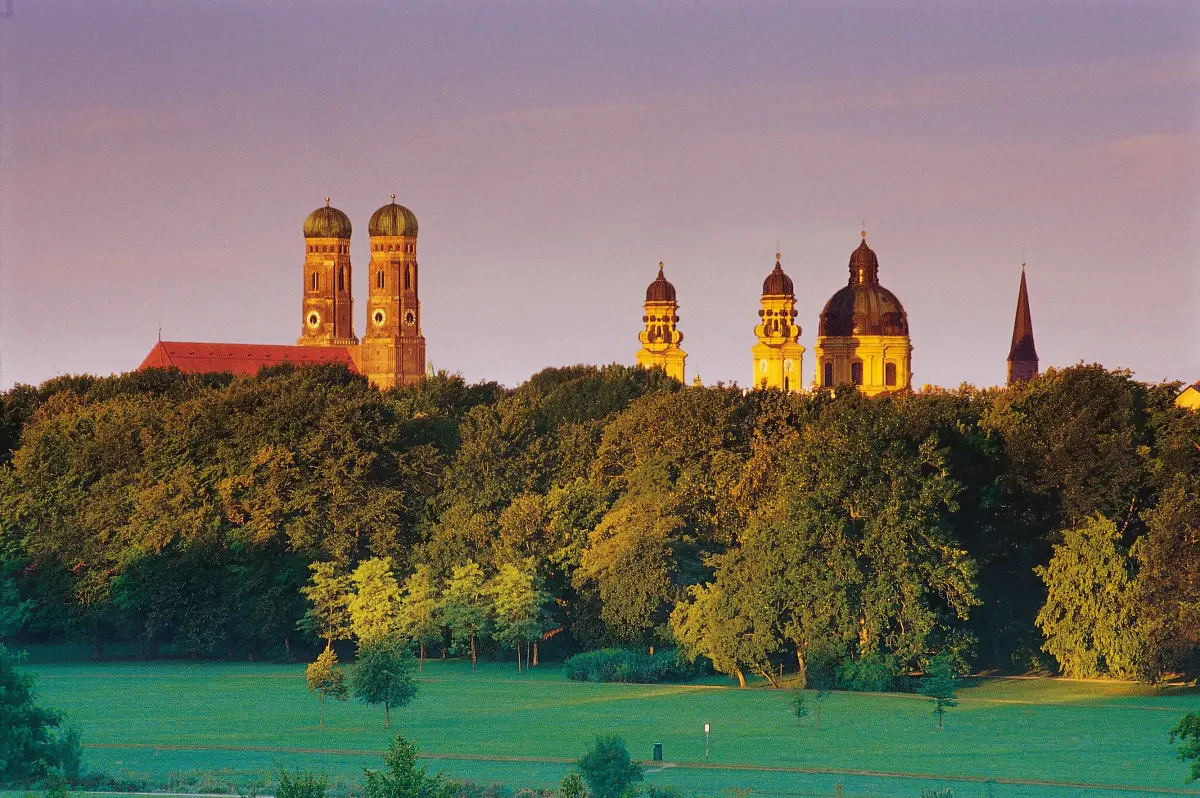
<box><xmin>351</xmin><ymin>635</ymin><xmax>418</xmax><ymax>728</ymax></box>
<box><xmin>919</xmin><ymin>652</ymin><xmax>959</xmax><ymax>730</ymax></box>
<box><xmin>578</xmin><ymin>735</ymin><xmax>643</xmax><ymax>798</ymax></box>
<box><xmin>806</xmin><ymin>649</ymin><xmax>838</xmax><ymax>731</ymax></box>
<box><xmin>298</xmin><ymin>562</ymin><xmax>352</xmax><ymax>649</ymax></box>
<box><xmin>789</xmin><ymin>689</ymin><xmax>808</xmax><ymax>725</ymax></box>
<box><xmin>363</xmin><ymin>734</ymin><xmax>456</xmax><ymax>798</ymax></box>
<box><xmin>398</xmin><ymin>566</ymin><xmax>441</xmax><ymax>670</ymax></box>
<box><xmin>306</xmin><ymin>646</ymin><xmax>348</xmax><ymax>728</ymax></box>
<box><xmin>1170</xmin><ymin>713</ymin><xmax>1200</xmax><ymax>782</ymax></box>
<box><xmin>488</xmin><ymin>562</ymin><xmax>547</xmax><ymax>672</ymax></box>
<box><xmin>440</xmin><ymin>560</ymin><xmax>490</xmax><ymax>671</ymax></box>
<box><xmin>348</xmin><ymin>558</ymin><xmax>402</xmax><ymax>645</ymax></box>
<box><xmin>558</xmin><ymin>770</ymin><xmax>586</xmax><ymax>798</ymax></box>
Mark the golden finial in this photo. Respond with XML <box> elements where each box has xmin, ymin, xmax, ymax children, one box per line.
<box><xmin>861</xmin><ymin>220</ymin><xmax>866</xmax><ymax>240</ymax></box>
<box><xmin>325</xmin><ymin>197</ymin><xmax>331</xmax><ymax>206</ymax></box>
<box><xmin>391</xmin><ymin>194</ymin><xmax>396</xmax><ymax>201</ymax></box>
<box><xmin>658</xmin><ymin>261</ymin><xmax>664</xmax><ymax>273</ymax></box>
<box><xmin>775</xmin><ymin>252</ymin><xmax>781</xmax><ymax>262</ymax></box>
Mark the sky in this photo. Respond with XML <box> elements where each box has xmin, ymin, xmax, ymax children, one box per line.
<box><xmin>1</xmin><ymin>0</ymin><xmax>1197</xmax><ymax>391</ymax></box>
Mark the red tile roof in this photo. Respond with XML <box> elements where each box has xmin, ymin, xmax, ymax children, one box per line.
<box><xmin>139</xmin><ymin>341</ymin><xmax>357</xmax><ymax>377</ymax></box>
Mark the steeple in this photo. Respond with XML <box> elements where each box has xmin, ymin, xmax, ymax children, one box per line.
<box><xmin>1006</xmin><ymin>264</ymin><xmax>1039</xmax><ymax>385</ymax></box>
<box><xmin>752</xmin><ymin>252</ymin><xmax>804</xmax><ymax>392</ymax></box>
<box><xmin>636</xmin><ymin>262</ymin><xmax>686</xmax><ymax>382</ymax></box>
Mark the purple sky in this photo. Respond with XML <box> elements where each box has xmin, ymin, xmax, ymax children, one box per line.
<box><xmin>2</xmin><ymin>1</ymin><xmax>1197</xmax><ymax>391</ymax></box>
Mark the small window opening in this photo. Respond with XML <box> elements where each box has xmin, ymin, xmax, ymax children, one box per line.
<box><xmin>377</xmin><ymin>271</ymin><xmax>384</xmax><ymax>289</ymax></box>
<box><xmin>885</xmin><ymin>362</ymin><xmax>897</xmax><ymax>387</ymax></box>
<box><xmin>823</xmin><ymin>362</ymin><xmax>833</xmax><ymax>386</ymax></box>
<box><xmin>405</xmin><ymin>264</ymin><xmax>411</xmax><ymax>290</ymax></box>
<box><xmin>851</xmin><ymin>362</ymin><xmax>864</xmax><ymax>386</ymax></box>
<box><xmin>311</xmin><ymin>272</ymin><xmax>319</xmax><ymax>291</ymax></box>
<box><xmin>338</xmin><ymin>268</ymin><xmax>345</xmax><ymax>292</ymax></box>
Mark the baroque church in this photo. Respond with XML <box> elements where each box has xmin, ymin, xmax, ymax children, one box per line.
<box><xmin>139</xmin><ymin>200</ymin><xmax>1038</xmax><ymax>393</ymax></box>
<box><xmin>635</xmin><ymin>232</ymin><xmax>1039</xmax><ymax>392</ymax></box>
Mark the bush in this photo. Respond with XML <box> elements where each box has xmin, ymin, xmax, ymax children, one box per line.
<box><xmin>835</xmin><ymin>652</ymin><xmax>898</xmax><ymax>692</ymax></box>
<box><xmin>578</xmin><ymin>736</ymin><xmax>643</xmax><ymax>798</ymax></box>
<box><xmin>276</xmin><ymin>769</ymin><xmax>327</xmax><ymax>798</ymax></box>
<box><xmin>564</xmin><ymin>648</ymin><xmax>702</xmax><ymax>683</ymax></box>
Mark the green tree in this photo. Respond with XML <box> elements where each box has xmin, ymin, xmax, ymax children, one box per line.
<box><xmin>299</xmin><ymin>562</ymin><xmax>352</xmax><ymax>649</ymax></box>
<box><xmin>349</xmin><ymin>558</ymin><xmax>403</xmax><ymax>644</ymax></box>
<box><xmin>919</xmin><ymin>652</ymin><xmax>959</xmax><ymax>730</ymax></box>
<box><xmin>351</xmin><ymin>635</ymin><xmax>418</xmax><ymax>728</ymax></box>
<box><xmin>671</xmin><ymin>581</ymin><xmax>776</xmax><ymax>688</ymax></box>
<box><xmin>577</xmin><ymin>735</ymin><xmax>643</xmax><ymax>798</ymax></box>
<box><xmin>1034</xmin><ymin>515</ymin><xmax>1141</xmax><ymax>678</ymax></box>
<box><xmin>806</xmin><ymin>649</ymin><xmax>838</xmax><ymax>731</ymax></box>
<box><xmin>362</xmin><ymin>734</ymin><xmax>456</xmax><ymax>798</ymax></box>
<box><xmin>488</xmin><ymin>562</ymin><xmax>547</xmax><ymax>672</ymax></box>
<box><xmin>305</xmin><ymin>646</ymin><xmax>348</xmax><ymax>728</ymax></box>
<box><xmin>0</xmin><ymin>643</ymin><xmax>81</xmax><ymax>786</ymax></box>
<box><xmin>558</xmin><ymin>769</ymin><xmax>587</xmax><ymax>798</ymax></box>
<box><xmin>789</xmin><ymin>690</ymin><xmax>808</xmax><ymax>725</ymax></box>
<box><xmin>439</xmin><ymin>560</ymin><xmax>490</xmax><ymax>670</ymax></box>
<box><xmin>276</xmin><ymin>769</ymin><xmax>328</xmax><ymax>798</ymax></box>
<box><xmin>397</xmin><ymin>566</ymin><xmax>441</xmax><ymax>670</ymax></box>
<box><xmin>1169</xmin><ymin>712</ymin><xmax>1200</xmax><ymax>782</ymax></box>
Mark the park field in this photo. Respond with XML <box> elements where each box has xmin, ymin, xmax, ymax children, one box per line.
<box><xmin>24</xmin><ymin>659</ymin><xmax>1200</xmax><ymax>798</ymax></box>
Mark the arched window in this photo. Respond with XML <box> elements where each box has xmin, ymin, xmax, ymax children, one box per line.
<box><xmin>851</xmin><ymin>362</ymin><xmax>864</xmax><ymax>386</ymax></box>
<box><xmin>388</xmin><ymin>244</ymin><xmax>394</xmax><ymax>252</ymax></box>
<box><xmin>376</xmin><ymin>271</ymin><xmax>384</xmax><ymax>289</ymax></box>
<box><xmin>823</xmin><ymin>362</ymin><xmax>833</xmax><ymax>386</ymax></box>
<box><xmin>404</xmin><ymin>264</ymin><xmax>411</xmax><ymax>290</ymax></box>
<box><xmin>311</xmin><ymin>272</ymin><xmax>319</xmax><ymax>291</ymax></box>
<box><xmin>338</xmin><ymin>268</ymin><xmax>345</xmax><ymax>292</ymax></box>
<box><xmin>783</xmin><ymin>376</ymin><xmax>789</xmax><ymax>392</ymax></box>
<box><xmin>885</xmin><ymin>362</ymin><xmax>897</xmax><ymax>387</ymax></box>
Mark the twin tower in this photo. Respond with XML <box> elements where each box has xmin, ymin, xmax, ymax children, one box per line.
<box><xmin>637</xmin><ymin>234</ymin><xmax>917</xmax><ymax>395</ymax></box>
<box><xmin>299</xmin><ymin>197</ymin><xmax>425</xmax><ymax>389</ymax></box>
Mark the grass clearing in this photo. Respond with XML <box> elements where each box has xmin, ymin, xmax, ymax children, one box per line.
<box><xmin>27</xmin><ymin>659</ymin><xmax>1200</xmax><ymax>797</ymax></box>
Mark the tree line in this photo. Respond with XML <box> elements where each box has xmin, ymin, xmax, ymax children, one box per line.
<box><xmin>0</xmin><ymin>361</ymin><xmax>1196</xmax><ymax>683</ymax></box>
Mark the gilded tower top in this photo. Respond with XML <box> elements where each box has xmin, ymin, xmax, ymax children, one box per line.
<box><xmin>645</xmin><ymin>262</ymin><xmax>677</xmax><ymax>302</ymax></box>
<box><xmin>762</xmin><ymin>253</ymin><xmax>794</xmax><ymax>295</ymax></box>
<box><xmin>303</xmin><ymin>199</ymin><xmax>353</xmax><ymax>238</ymax></box>
<box><xmin>369</xmin><ymin>195</ymin><xmax>419</xmax><ymax>237</ymax></box>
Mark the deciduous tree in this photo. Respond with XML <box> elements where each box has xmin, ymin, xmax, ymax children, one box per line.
<box><xmin>397</xmin><ymin>566</ymin><xmax>441</xmax><ymax>669</ymax></box>
<box><xmin>439</xmin><ymin>560</ymin><xmax>489</xmax><ymax>670</ymax></box>
<box><xmin>305</xmin><ymin>646</ymin><xmax>348</xmax><ymax>728</ymax></box>
<box><xmin>351</xmin><ymin>634</ymin><xmax>417</xmax><ymax>728</ymax></box>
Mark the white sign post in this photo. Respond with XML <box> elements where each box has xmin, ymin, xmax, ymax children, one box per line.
<box><xmin>704</xmin><ymin>723</ymin><xmax>710</xmax><ymax>762</ymax></box>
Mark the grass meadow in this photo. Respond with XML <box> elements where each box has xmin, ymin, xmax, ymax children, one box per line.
<box><xmin>24</xmin><ymin>658</ymin><xmax>1200</xmax><ymax>798</ymax></box>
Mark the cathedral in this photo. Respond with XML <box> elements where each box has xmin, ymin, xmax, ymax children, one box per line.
<box><xmin>139</xmin><ymin>201</ymin><xmax>1038</xmax><ymax>394</ymax></box>
<box><xmin>140</xmin><ymin>197</ymin><xmax>426</xmax><ymax>389</ymax></box>
<box><xmin>635</xmin><ymin>232</ymin><xmax>1038</xmax><ymax>392</ymax></box>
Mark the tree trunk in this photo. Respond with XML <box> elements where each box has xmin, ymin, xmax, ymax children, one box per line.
<box><xmin>91</xmin><ymin>639</ymin><xmax>104</xmax><ymax>661</ymax></box>
<box><xmin>470</xmin><ymin>635</ymin><xmax>477</xmax><ymax>672</ymax></box>
<box><xmin>385</xmin><ymin>701</ymin><xmax>390</xmax><ymax>728</ymax></box>
<box><xmin>419</xmin><ymin>642</ymin><xmax>425</xmax><ymax>671</ymax></box>
<box><xmin>735</xmin><ymin>668</ymin><xmax>746</xmax><ymax>688</ymax></box>
<box><xmin>796</xmin><ymin>649</ymin><xmax>808</xmax><ymax>689</ymax></box>
<box><xmin>937</xmin><ymin>707</ymin><xmax>943</xmax><ymax>730</ymax></box>
<box><xmin>533</xmin><ymin>641</ymin><xmax>539</xmax><ymax>666</ymax></box>
<box><xmin>516</xmin><ymin>644</ymin><xmax>522</xmax><ymax>673</ymax></box>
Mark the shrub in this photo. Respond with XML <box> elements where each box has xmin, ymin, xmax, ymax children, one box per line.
<box><xmin>578</xmin><ymin>736</ymin><xmax>643</xmax><ymax>798</ymax></box>
<box><xmin>835</xmin><ymin>652</ymin><xmax>898</xmax><ymax>692</ymax></box>
<box><xmin>276</xmin><ymin>769</ymin><xmax>327</xmax><ymax>798</ymax></box>
<box><xmin>564</xmin><ymin>648</ymin><xmax>701</xmax><ymax>683</ymax></box>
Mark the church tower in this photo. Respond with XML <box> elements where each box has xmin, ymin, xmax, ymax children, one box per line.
<box><xmin>636</xmin><ymin>263</ymin><xmax>687</xmax><ymax>382</ymax></box>
<box><xmin>299</xmin><ymin>199</ymin><xmax>358</xmax><ymax>346</ymax></box>
<box><xmin>360</xmin><ymin>196</ymin><xmax>425</xmax><ymax>389</ymax></box>
<box><xmin>751</xmin><ymin>254</ymin><xmax>805</xmax><ymax>392</ymax></box>
<box><xmin>1006</xmin><ymin>264</ymin><xmax>1039</xmax><ymax>385</ymax></box>
<box><xmin>813</xmin><ymin>232</ymin><xmax>912</xmax><ymax>395</ymax></box>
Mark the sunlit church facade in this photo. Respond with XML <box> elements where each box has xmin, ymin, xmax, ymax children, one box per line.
<box><xmin>140</xmin><ymin>201</ymin><xmax>1038</xmax><ymax>394</ymax></box>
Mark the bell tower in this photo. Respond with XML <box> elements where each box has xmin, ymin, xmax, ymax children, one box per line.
<box><xmin>361</xmin><ymin>196</ymin><xmax>425</xmax><ymax>388</ymax></box>
<box><xmin>635</xmin><ymin>262</ymin><xmax>686</xmax><ymax>382</ymax></box>
<box><xmin>751</xmin><ymin>253</ymin><xmax>805</xmax><ymax>392</ymax></box>
<box><xmin>299</xmin><ymin>199</ymin><xmax>357</xmax><ymax>346</ymax></box>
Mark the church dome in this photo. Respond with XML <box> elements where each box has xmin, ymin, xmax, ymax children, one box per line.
<box><xmin>645</xmin><ymin>263</ymin><xmax>677</xmax><ymax>302</ymax></box>
<box><xmin>303</xmin><ymin>200</ymin><xmax>352</xmax><ymax>239</ymax></box>
<box><xmin>762</xmin><ymin>255</ymin><xmax>794</xmax><ymax>296</ymax></box>
<box><xmin>818</xmin><ymin>238</ymin><xmax>909</xmax><ymax>337</ymax></box>
<box><xmin>369</xmin><ymin>196</ymin><xmax>419</xmax><ymax>237</ymax></box>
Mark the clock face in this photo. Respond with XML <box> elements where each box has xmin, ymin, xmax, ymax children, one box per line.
<box><xmin>306</xmin><ymin>312</ymin><xmax>321</xmax><ymax>329</ymax></box>
<box><xmin>404</xmin><ymin>309</ymin><xmax>416</xmax><ymax>326</ymax></box>
<box><xmin>759</xmin><ymin>359</ymin><xmax>768</xmax><ymax>373</ymax></box>
<box><xmin>784</xmin><ymin>358</ymin><xmax>795</xmax><ymax>373</ymax></box>
<box><xmin>373</xmin><ymin>310</ymin><xmax>386</xmax><ymax>326</ymax></box>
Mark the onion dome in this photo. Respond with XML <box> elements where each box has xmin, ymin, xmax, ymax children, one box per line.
<box><xmin>369</xmin><ymin>195</ymin><xmax>419</xmax><ymax>237</ymax></box>
<box><xmin>303</xmin><ymin>199</ymin><xmax>352</xmax><ymax>238</ymax></box>
<box><xmin>818</xmin><ymin>236</ymin><xmax>909</xmax><ymax>337</ymax></box>
<box><xmin>762</xmin><ymin>253</ymin><xmax>794</xmax><ymax>296</ymax></box>
<box><xmin>645</xmin><ymin>262</ymin><xmax>677</xmax><ymax>302</ymax></box>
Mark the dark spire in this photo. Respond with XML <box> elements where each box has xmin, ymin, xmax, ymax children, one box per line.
<box><xmin>1006</xmin><ymin>264</ymin><xmax>1039</xmax><ymax>385</ymax></box>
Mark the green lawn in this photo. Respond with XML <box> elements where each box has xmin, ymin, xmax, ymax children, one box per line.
<box><xmin>26</xmin><ymin>659</ymin><xmax>1200</xmax><ymax>797</ymax></box>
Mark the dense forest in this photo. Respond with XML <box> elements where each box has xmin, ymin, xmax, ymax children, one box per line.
<box><xmin>0</xmin><ymin>363</ymin><xmax>1196</xmax><ymax>684</ymax></box>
